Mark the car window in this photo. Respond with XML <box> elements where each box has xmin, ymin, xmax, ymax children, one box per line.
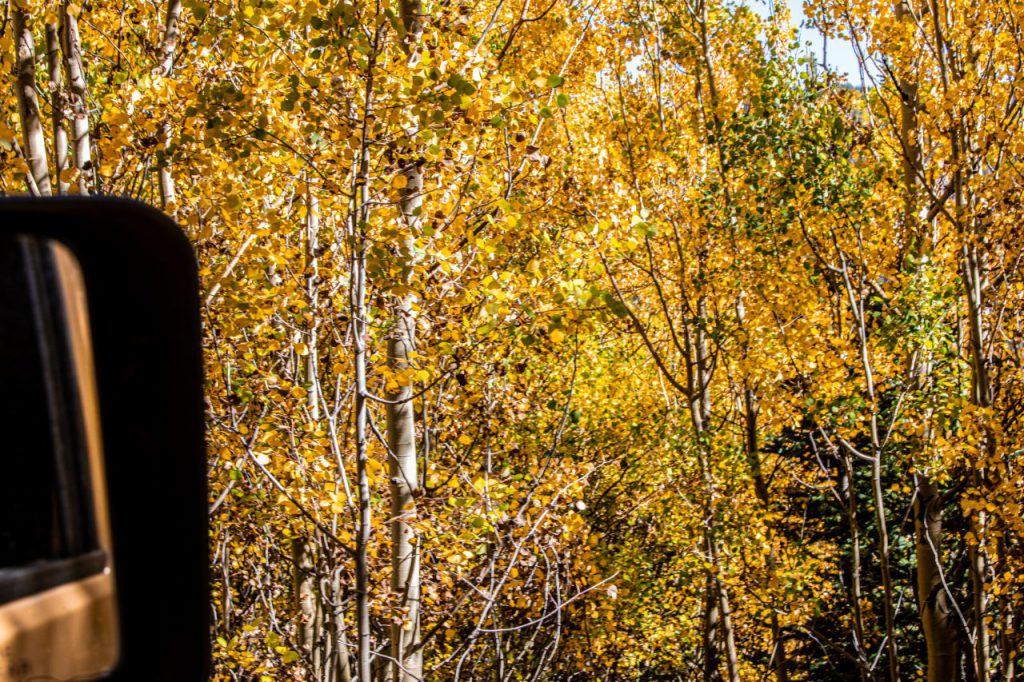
<box><xmin>0</xmin><ymin>236</ymin><xmax>98</xmax><ymax>569</ymax></box>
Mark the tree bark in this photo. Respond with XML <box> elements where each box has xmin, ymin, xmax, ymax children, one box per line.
<box><xmin>59</xmin><ymin>2</ymin><xmax>91</xmax><ymax>195</ymax></box>
<box><xmin>13</xmin><ymin>8</ymin><xmax>51</xmax><ymax>196</ymax></box>
<box><xmin>295</xmin><ymin>183</ymin><xmax>329</xmax><ymax>681</ymax></box>
<box><xmin>352</xmin><ymin>48</ymin><xmax>377</xmax><ymax>678</ymax></box>
<box><xmin>157</xmin><ymin>0</ymin><xmax>183</xmax><ymax>214</ymax></box>
<box><xmin>386</xmin><ymin>299</ymin><xmax>421</xmax><ymax>682</ymax></box>
<box><xmin>703</xmin><ymin>571</ymin><xmax>721</xmax><ymax>682</ymax></box>
<box><xmin>965</xmin><ymin>241</ymin><xmax>991</xmax><ymax>682</ymax></box>
<box><xmin>294</xmin><ymin>537</ymin><xmax>324</xmax><ymax>678</ymax></box>
<box><xmin>915</xmin><ymin>476</ymin><xmax>960</xmax><ymax>681</ymax></box>
<box><xmin>45</xmin><ymin>25</ymin><xmax>69</xmax><ymax>195</ymax></box>
<box><xmin>158</xmin><ymin>0</ymin><xmax>182</xmax><ymax>77</ymax></box>
<box><xmin>306</xmin><ymin>184</ymin><xmax>321</xmax><ymax>421</ymax></box>
<box><xmin>353</xmin><ymin>207</ymin><xmax>372</xmax><ymax>682</ymax></box>
<box><xmin>333</xmin><ymin>567</ymin><xmax>354</xmax><ymax>682</ymax></box>
<box><xmin>840</xmin><ymin>449</ymin><xmax>870</xmax><ymax>679</ymax></box>
<box><xmin>386</xmin><ymin>2</ymin><xmax>425</xmax><ymax>679</ymax></box>
<box><xmin>690</xmin><ymin>12</ymin><xmax>739</xmax><ymax>677</ymax></box>
<box><xmin>691</xmin><ymin>285</ymin><xmax>739</xmax><ymax>682</ymax></box>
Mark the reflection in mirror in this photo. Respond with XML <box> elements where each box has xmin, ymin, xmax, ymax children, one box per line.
<box><xmin>0</xmin><ymin>236</ymin><xmax>119</xmax><ymax>681</ymax></box>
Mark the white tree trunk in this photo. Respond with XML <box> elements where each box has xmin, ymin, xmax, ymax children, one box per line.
<box><xmin>157</xmin><ymin>0</ymin><xmax>182</xmax><ymax>214</ymax></box>
<box><xmin>45</xmin><ymin>24</ymin><xmax>69</xmax><ymax>195</ymax></box>
<box><xmin>14</xmin><ymin>9</ymin><xmax>51</xmax><ymax>196</ymax></box>
<box><xmin>60</xmin><ymin>3</ymin><xmax>91</xmax><ymax>195</ymax></box>
<box><xmin>387</xmin><ymin>2</ymin><xmax>425</xmax><ymax>679</ymax></box>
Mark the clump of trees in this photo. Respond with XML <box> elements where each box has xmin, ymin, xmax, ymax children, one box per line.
<box><xmin>2</xmin><ymin>0</ymin><xmax>1023</xmax><ymax>678</ymax></box>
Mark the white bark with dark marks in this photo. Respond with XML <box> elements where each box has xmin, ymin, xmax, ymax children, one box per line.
<box><xmin>14</xmin><ymin>9</ymin><xmax>51</xmax><ymax>196</ymax></box>
<box><xmin>60</xmin><ymin>3</ymin><xmax>91</xmax><ymax>195</ymax></box>
<box><xmin>157</xmin><ymin>0</ymin><xmax>182</xmax><ymax>214</ymax></box>
<box><xmin>386</xmin><ymin>2</ymin><xmax>425</xmax><ymax>679</ymax></box>
<box><xmin>45</xmin><ymin>24</ymin><xmax>69</xmax><ymax>195</ymax></box>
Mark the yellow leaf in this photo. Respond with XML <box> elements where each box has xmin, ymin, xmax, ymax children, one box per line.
<box><xmin>550</xmin><ymin>330</ymin><xmax>565</xmax><ymax>344</ymax></box>
<box><xmin>392</xmin><ymin>174</ymin><xmax>408</xmax><ymax>189</ymax></box>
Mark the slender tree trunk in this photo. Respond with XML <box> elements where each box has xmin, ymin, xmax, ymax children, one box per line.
<box><xmin>703</xmin><ymin>571</ymin><xmax>721</xmax><ymax>682</ymax></box>
<box><xmin>965</xmin><ymin>241</ymin><xmax>991</xmax><ymax>682</ymax></box>
<box><xmin>295</xmin><ymin>537</ymin><xmax>324</xmax><ymax>678</ymax></box>
<box><xmin>59</xmin><ymin>2</ymin><xmax>91</xmax><ymax>195</ymax></box>
<box><xmin>996</xmin><ymin>536</ymin><xmax>1014</xmax><ymax>682</ymax></box>
<box><xmin>871</xmin><ymin>448</ymin><xmax>900</xmax><ymax>682</ymax></box>
<box><xmin>743</xmin><ymin>388</ymin><xmax>769</xmax><ymax>506</ymax></box>
<box><xmin>895</xmin><ymin>0</ymin><xmax>922</xmax><ymax>259</ymax></box>
<box><xmin>158</xmin><ymin>0</ymin><xmax>182</xmax><ymax>76</ymax></box>
<box><xmin>711</xmin><ymin>534</ymin><xmax>739</xmax><ymax>682</ymax></box>
<box><xmin>158</xmin><ymin>121</ymin><xmax>176</xmax><ymax>212</ymax></box>
<box><xmin>352</xmin><ymin>46</ymin><xmax>377</xmax><ymax>676</ymax></box>
<box><xmin>386</xmin><ymin>306</ymin><xmax>421</xmax><ymax>682</ymax></box>
<box><xmin>295</xmin><ymin>183</ymin><xmax>329</xmax><ymax>681</ymax></box>
<box><xmin>744</xmin><ymin>387</ymin><xmax>790</xmax><ymax>682</ymax></box>
<box><xmin>968</xmin><ymin>446</ymin><xmax>990</xmax><ymax>682</ymax></box>
<box><xmin>840</xmin><ymin>255</ymin><xmax>900</xmax><ymax>681</ymax></box>
<box><xmin>691</xmin><ymin>287</ymin><xmax>739</xmax><ymax>682</ymax></box>
<box><xmin>157</xmin><ymin>0</ymin><xmax>182</xmax><ymax>214</ymax></box>
<box><xmin>386</xmin><ymin>2</ymin><xmax>424</xmax><ymax>679</ymax></box>
<box><xmin>736</xmin><ymin>296</ymin><xmax>789</xmax><ymax>682</ymax></box>
<box><xmin>306</xmin><ymin>184</ymin><xmax>321</xmax><ymax>421</ymax></box>
<box><xmin>386</xmin><ymin>286</ymin><xmax>422</xmax><ymax>682</ymax></box>
<box><xmin>840</xmin><ymin>450</ymin><xmax>870</xmax><ymax>679</ymax></box>
<box><xmin>915</xmin><ymin>476</ymin><xmax>960</xmax><ymax>681</ymax></box>
<box><xmin>332</xmin><ymin>567</ymin><xmax>354</xmax><ymax>682</ymax></box>
<box><xmin>13</xmin><ymin>9</ymin><xmax>51</xmax><ymax>196</ymax></box>
<box><xmin>894</xmin><ymin>0</ymin><xmax>962</xmax><ymax>672</ymax></box>
<box><xmin>45</xmin><ymin>25</ymin><xmax>69</xmax><ymax>195</ymax></box>
<box><xmin>353</xmin><ymin>212</ymin><xmax>372</xmax><ymax>682</ymax></box>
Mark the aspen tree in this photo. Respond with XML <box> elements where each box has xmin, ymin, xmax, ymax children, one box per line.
<box><xmin>351</xmin><ymin>22</ymin><xmax>381</xmax><ymax>678</ymax></box>
<box><xmin>59</xmin><ymin>0</ymin><xmax>91</xmax><ymax>194</ymax></box>
<box><xmin>13</xmin><ymin>7</ymin><xmax>51</xmax><ymax>196</ymax></box>
<box><xmin>385</xmin><ymin>0</ymin><xmax>425</xmax><ymax>678</ymax></box>
<box><xmin>692</xmin><ymin>3</ymin><xmax>739</xmax><ymax>675</ymax></box>
<box><xmin>156</xmin><ymin>0</ymin><xmax>181</xmax><ymax>214</ymax></box>
<box><xmin>891</xmin><ymin>2</ymin><xmax>960</xmax><ymax>678</ymax></box>
<box><xmin>295</xmin><ymin>182</ymin><xmax>331</xmax><ymax>680</ymax></box>
<box><xmin>44</xmin><ymin>24</ymin><xmax>67</xmax><ymax>194</ymax></box>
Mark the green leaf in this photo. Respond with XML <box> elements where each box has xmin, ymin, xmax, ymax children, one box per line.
<box><xmin>447</xmin><ymin>73</ymin><xmax>477</xmax><ymax>96</ymax></box>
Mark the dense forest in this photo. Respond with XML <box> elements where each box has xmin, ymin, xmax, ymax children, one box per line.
<box><xmin>2</xmin><ymin>0</ymin><xmax>1023</xmax><ymax>678</ymax></box>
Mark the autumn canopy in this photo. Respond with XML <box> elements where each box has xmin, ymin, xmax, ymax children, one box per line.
<box><xmin>2</xmin><ymin>0</ymin><xmax>1023</xmax><ymax>678</ymax></box>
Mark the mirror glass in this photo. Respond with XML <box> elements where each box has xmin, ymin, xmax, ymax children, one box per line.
<box><xmin>0</xmin><ymin>235</ymin><xmax>119</xmax><ymax>681</ymax></box>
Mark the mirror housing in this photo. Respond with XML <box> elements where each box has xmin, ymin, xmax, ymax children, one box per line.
<box><xmin>0</xmin><ymin>198</ymin><xmax>208</xmax><ymax>681</ymax></box>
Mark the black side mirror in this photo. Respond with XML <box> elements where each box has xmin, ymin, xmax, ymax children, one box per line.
<box><xmin>0</xmin><ymin>198</ymin><xmax>208</xmax><ymax>682</ymax></box>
